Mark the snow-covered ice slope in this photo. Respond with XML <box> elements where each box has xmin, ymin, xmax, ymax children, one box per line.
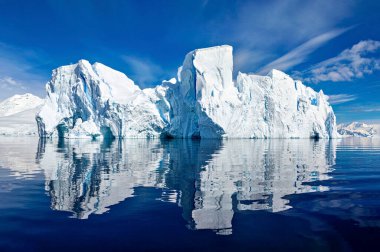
<box><xmin>0</xmin><ymin>93</ymin><xmax>43</xmax><ymax>117</ymax></box>
<box><xmin>0</xmin><ymin>94</ymin><xmax>43</xmax><ymax>136</ymax></box>
<box><xmin>338</xmin><ymin>122</ymin><xmax>380</xmax><ymax>138</ymax></box>
<box><xmin>36</xmin><ymin>45</ymin><xmax>337</xmax><ymax>139</ymax></box>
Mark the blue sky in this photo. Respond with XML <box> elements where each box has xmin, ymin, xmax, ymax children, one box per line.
<box><xmin>0</xmin><ymin>0</ymin><xmax>379</xmax><ymax>123</ymax></box>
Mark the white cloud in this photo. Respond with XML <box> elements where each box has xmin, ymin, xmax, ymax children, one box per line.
<box><xmin>303</xmin><ymin>40</ymin><xmax>380</xmax><ymax>83</ymax></box>
<box><xmin>327</xmin><ymin>94</ymin><xmax>357</xmax><ymax>105</ymax></box>
<box><xmin>121</xmin><ymin>55</ymin><xmax>165</xmax><ymax>87</ymax></box>
<box><xmin>259</xmin><ymin>28</ymin><xmax>349</xmax><ymax>74</ymax></box>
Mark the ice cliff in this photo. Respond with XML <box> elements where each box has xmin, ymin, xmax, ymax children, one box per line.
<box><xmin>36</xmin><ymin>45</ymin><xmax>337</xmax><ymax>139</ymax></box>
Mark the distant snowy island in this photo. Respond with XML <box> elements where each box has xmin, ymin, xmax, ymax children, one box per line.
<box><xmin>338</xmin><ymin>122</ymin><xmax>380</xmax><ymax>138</ymax></box>
<box><xmin>1</xmin><ymin>45</ymin><xmax>366</xmax><ymax>139</ymax></box>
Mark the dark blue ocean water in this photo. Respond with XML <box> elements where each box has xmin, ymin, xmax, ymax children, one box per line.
<box><xmin>0</xmin><ymin>137</ymin><xmax>379</xmax><ymax>251</ymax></box>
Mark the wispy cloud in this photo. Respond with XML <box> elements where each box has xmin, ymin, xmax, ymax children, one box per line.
<box><xmin>201</xmin><ymin>0</ymin><xmax>209</xmax><ymax>8</ymax></box>
<box><xmin>0</xmin><ymin>42</ymin><xmax>47</xmax><ymax>99</ymax></box>
<box><xmin>302</xmin><ymin>40</ymin><xmax>380</xmax><ymax>83</ymax></box>
<box><xmin>0</xmin><ymin>77</ymin><xmax>27</xmax><ymax>91</ymax></box>
<box><xmin>351</xmin><ymin>106</ymin><xmax>380</xmax><ymax>113</ymax></box>
<box><xmin>259</xmin><ymin>28</ymin><xmax>349</xmax><ymax>74</ymax></box>
<box><xmin>362</xmin><ymin>107</ymin><xmax>380</xmax><ymax>112</ymax></box>
<box><xmin>209</xmin><ymin>0</ymin><xmax>354</xmax><ymax>72</ymax></box>
<box><xmin>327</xmin><ymin>94</ymin><xmax>357</xmax><ymax>105</ymax></box>
<box><xmin>121</xmin><ymin>55</ymin><xmax>166</xmax><ymax>87</ymax></box>
<box><xmin>336</xmin><ymin>102</ymin><xmax>380</xmax><ymax>113</ymax></box>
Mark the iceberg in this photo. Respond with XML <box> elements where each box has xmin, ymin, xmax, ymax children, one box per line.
<box><xmin>0</xmin><ymin>93</ymin><xmax>43</xmax><ymax>136</ymax></box>
<box><xmin>36</xmin><ymin>45</ymin><xmax>337</xmax><ymax>139</ymax></box>
<box><xmin>36</xmin><ymin>60</ymin><xmax>168</xmax><ymax>139</ymax></box>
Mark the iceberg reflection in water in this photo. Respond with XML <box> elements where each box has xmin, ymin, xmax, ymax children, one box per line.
<box><xmin>33</xmin><ymin>138</ymin><xmax>336</xmax><ymax>234</ymax></box>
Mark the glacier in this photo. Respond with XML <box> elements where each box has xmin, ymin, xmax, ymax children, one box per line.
<box><xmin>0</xmin><ymin>93</ymin><xmax>43</xmax><ymax>136</ymax></box>
<box><xmin>36</xmin><ymin>45</ymin><xmax>338</xmax><ymax>139</ymax></box>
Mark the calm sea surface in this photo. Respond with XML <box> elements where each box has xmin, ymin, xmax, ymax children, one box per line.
<box><xmin>0</xmin><ymin>137</ymin><xmax>379</xmax><ymax>251</ymax></box>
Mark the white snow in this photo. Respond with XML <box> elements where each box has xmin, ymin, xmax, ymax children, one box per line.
<box><xmin>34</xmin><ymin>45</ymin><xmax>337</xmax><ymax>139</ymax></box>
<box><xmin>0</xmin><ymin>94</ymin><xmax>43</xmax><ymax>136</ymax></box>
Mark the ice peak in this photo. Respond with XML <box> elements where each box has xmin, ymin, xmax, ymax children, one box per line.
<box><xmin>267</xmin><ymin>69</ymin><xmax>290</xmax><ymax>79</ymax></box>
<box><xmin>77</xmin><ymin>59</ymin><xmax>91</xmax><ymax>65</ymax></box>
